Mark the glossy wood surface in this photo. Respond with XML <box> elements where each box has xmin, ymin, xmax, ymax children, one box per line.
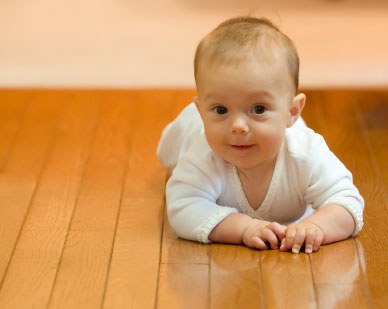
<box><xmin>0</xmin><ymin>89</ymin><xmax>387</xmax><ymax>308</ymax></box>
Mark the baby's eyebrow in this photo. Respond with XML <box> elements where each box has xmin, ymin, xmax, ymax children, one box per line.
<box><xmin>250</xmin><ymin>91</ymin><xmax>274</xmax><ymax>99</ymax></box>
<box><xmin>204</xmin><ymin>91</ymin><xmax>273</xmax><ymax>100</ymax></box>
<box><xmin>204</xmin><ymin>93</ymin><xmax>225</xmax><ymax>101</ymax></box>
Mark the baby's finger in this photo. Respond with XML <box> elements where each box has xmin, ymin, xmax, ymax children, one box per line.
<box><xmin>261</xmin><ymin>229</ymin><xmax>279</xmax><ymax>249</ymax></box>
<box><xmin>292</xmin><ymin>229</ymin><xmax>306</xmax><ymax>254</ymax></box>
<box><xmin>251</xmin><ymin>236</ymin><xmax>267</xmax><ymax>250</ymax></box>
<box><xmin>279</xmin><ymin>237</ymin><xmax>287</xmax><ymax>252</ymax></box>
<box><xmin>285</xmin><ymin>228</ymin><xmax>296</xmax><ymax>250</ymax></box>
<box><xmin>313</xmin><ymin>230</ymin><xmax>324</xmax><ymax>252</ymax></box>
<box><xmin>304</xmin><ymin>229</ymin><xmax>315</xmax><ymax>254</ymax></box>
<box><xmin>267</xmin><ymin>222</ymin><xmax>286</xmax><ymax>240</ymax></box>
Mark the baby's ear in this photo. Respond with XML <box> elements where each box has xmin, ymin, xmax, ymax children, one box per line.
<box><xmin>287</xmin><ymin>93</ymin><xmax>306</xmax><ymax>128</ymax></box>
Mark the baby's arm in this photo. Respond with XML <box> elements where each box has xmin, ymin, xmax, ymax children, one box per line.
<box><xmin>280</xmin><ymin>131</ymin><xmax>364</xmax><ymax>254</ymax></box>
<box><xmin>280</xmin><ymin>204</ymin><xmax>355</xmax><ymax>253</ymax></box>
<box><xmin>209</xmin><ymin>213</ymin><xmax>286</xmax><ymax>250</ymax></box>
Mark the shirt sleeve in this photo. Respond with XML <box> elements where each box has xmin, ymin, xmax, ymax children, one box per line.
<box><xmin>166</xmin><ymin>138</ymin><xmax>238</xmax><ymax>243</ymax></box>
<box><xmin>303</xmin><ymin>134</ymin><xmax>364</xmax><ymax>236</ymax></box>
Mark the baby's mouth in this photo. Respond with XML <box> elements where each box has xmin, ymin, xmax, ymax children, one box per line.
<box><xmin>230</xmin><ymin>145</ymin><xmax>253</xmax><ymax>150</ymax></box>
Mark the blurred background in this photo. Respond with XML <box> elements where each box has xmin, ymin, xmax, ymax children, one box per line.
<box><xmin>0</xmin><ymin>0</ymin><xmax>387</xmax><ymax>89</ymax></box>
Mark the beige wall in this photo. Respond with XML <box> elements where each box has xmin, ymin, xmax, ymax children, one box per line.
<box><xmin>1</xmin><ymin>0</ymin><xmax>387</xmax><ymax>89</ymax></box>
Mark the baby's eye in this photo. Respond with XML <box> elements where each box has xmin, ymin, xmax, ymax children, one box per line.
<box><xmin>213</xmin><ymin>106</ymin><xmax>228</xmax><ymax>115</ymax></box>
<box><xmin>252</xmin><ymin>105</ymin><xmax>267</xmax><ymax>114</ymax></box>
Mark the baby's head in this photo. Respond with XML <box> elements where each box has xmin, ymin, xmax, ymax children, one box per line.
<box><xmin>193</xmin><ymin>17</ymin><xmax>306</xmax><ymax>171</ymax></box>
<box><xmin>194</xmin><ymin>16</ymin><xmax>299</xmax><ymax>96</ymax></box>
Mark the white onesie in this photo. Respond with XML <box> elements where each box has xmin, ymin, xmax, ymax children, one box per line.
<box><xmin>157</xmin><ymin>103</ymin><xmax>364</xmax><ymax>243</ymax></box>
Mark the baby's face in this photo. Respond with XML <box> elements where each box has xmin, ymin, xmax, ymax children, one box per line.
<box><xmin>195</xmin><ymin>56</ymin><xmax>296</xmax><ymax>172</ymax></box>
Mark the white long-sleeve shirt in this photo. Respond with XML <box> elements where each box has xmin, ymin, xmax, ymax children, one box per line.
<box><xmin>157</xmin><ymin>103</ymin><xmax>364</xmax><ymax>243</ymax></box>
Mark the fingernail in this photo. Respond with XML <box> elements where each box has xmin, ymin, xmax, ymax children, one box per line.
<box><xmin>305</xmin><ymin>245</ymin><xmax>312</xmax><ymax>254</ymax></box>
<box><xmin>292</xmin><ymin>246</ymin><xmax>300</xmax><ymax>254</ymax></box>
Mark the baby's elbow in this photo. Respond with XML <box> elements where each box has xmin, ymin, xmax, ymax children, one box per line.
<box><xmin>166</xmin><ymin>210</ymin><xmax>181</xmax><ymax>236</ymax></box>
<box><xmin>166</xmin><ymin>204</ymin><xmax>195</xmax><ymax>241</ymax></box>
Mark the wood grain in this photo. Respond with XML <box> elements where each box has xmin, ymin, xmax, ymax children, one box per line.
<box><xmin>160</xmin><ymin>211</ymin><xmax>209</xmax><ymax>265</ymax></box>
<box><xmin>305</xmin><ymin>90</ymin><xmax>388</xmax><ymax>308</ymax></box>
<box><xmin>0</xmin><ymin>91</ymin><xmax>63</xmax><ymax>284</ymax></box>
<box><xmin>261</xmin><ymin>250</ymin><xmax>315</xmax><ymax>309</ymax></box>
<box><xmin>103</xmin><ymin>91</ymin><xmax>175</xmax><ymax>308</ymax></box>
<box><xmin>0</xmin><ymin>90</ymin><xmax>30</xmax><ymax>170</ymax></box>
<box><xmin>311</xmin><ymin>239</ymin><xmax>371</xmax><ymax>309</ymax></box>
<box><xmin>48</xmin><ymin>91</ymin><xmax>134</xmax><ymax>308</ymax></box>
<box><xmin>356</xmin><ymin>96</ymin><xmax>388</xmax><ymax>308</ymax></box>
<box><xmin>0</xmin><ymin>91</ymin><xmax>99</xmax><ymax>308</ymax></box>
<box><xmin>305</xmin><ymin>91</ymin><xmax>379</xmax><ymax>308</ymax></box>
<box><xmin>210</xmin><ymin>244</ymin><xmax>263</xmax><ymax>309</ymax></box>
<box><xmin>0</xmin><ymin>89</ymin><xmax>387</xmax><ymax>309</ymax></box>
<box><xmin>157</xmin><ymin>263</ymin><xmax>209</xmax><ymax>309</ymax></box>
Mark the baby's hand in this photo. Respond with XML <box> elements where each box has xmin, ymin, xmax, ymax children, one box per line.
<box><xmin>242</xmin><ymin>219</ymin><xmax>286</xmax><ymax>250</ymax></box>
<box><xmin>280</xmin><ymin>222</ymin><xmax>324</xmax><ymax>254</ymax></box>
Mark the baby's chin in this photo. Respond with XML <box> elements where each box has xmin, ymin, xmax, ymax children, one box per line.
<box><xmin>224</xmin><ymin>153</ymin><xmax>278</xmax><ymax>171</ymax></box>
<box><xmin>224</xmin><ymin>158</ymin><xmax>261</xmax><ymax>170</ymax></box>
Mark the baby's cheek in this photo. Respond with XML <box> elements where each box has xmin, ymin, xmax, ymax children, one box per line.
<box><xmin>263</xmin><ymin>128</ymin><xmax>284</xmax><ymax>152</ymax></box>
<box><xmin>204</xmin><ymin>128</ymin><xmax>225</xmax><ymax>153</ymax></box>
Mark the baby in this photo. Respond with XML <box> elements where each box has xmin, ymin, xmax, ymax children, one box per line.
<box><xmin>157</xmin><ymin>16</ymin><xmax>364</xmax><ymax>254</ymax></box>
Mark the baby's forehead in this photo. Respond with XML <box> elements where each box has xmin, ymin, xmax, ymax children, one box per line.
<box><xmin>197</xmin><ymin>52</ymin><xmax>290</xmax><ymax>81</ymax></box>
<box><xmin>198</xmin><ymin>37</ymin><xmax>289</xmax><ymax>74</ymax></box>
<box><xmin>195</xmin><ymin>54</ymin><xmax>296</xmax><ymax>101</ymax></box>
<box><xmin>213</xmin><ymin>36</ymin><xmax>286</xmax><ymax>62</ymax></box>
<box><xmin>196</xmin><ymin>50</ymin><xmax>296</xmax><ymax>96</ymax></box>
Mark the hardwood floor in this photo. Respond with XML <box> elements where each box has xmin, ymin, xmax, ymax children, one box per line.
<box><xmin>0</xmin><ymin>89</ymin><xmax>387</xmax><ymax>308</ymax></box>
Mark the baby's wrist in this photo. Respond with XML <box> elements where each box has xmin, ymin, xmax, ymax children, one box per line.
<box><xmin>301</xmin><ymin>219</ymin><xmax>325</xmax><ymax>233</ymax></box>
<box><xmin>241</xmin><ymin>217</ymin><xmax>256</xmax><ymax>240</ymax></box>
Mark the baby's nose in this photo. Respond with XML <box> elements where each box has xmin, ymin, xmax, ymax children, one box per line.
<box><xmin>230</xmin><ymin>116</ymin><xmax>249</xmax><ymax>134</ymax></box>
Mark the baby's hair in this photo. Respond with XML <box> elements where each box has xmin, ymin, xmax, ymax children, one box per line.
<box><xmin>194</xmin><ymin>16</ymin><xmax>300</xmax><ymax>92</ymax></box>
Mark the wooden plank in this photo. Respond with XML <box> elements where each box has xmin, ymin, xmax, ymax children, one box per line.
<box><xmin>103</xmin><ymin>197</ymin><xmax>165</xmax><ymax>308</ymax></box>
<box><xmin>157</xmin><ymin>263</ymin><xmax>209</xmax><ymax>309</ymax></box>
<box><xmin>0</xmin><ymin>89</ymin><xmax>384</xmax><ymax>308</ymax></box>
<box><xmin>355</xmin><ymin>95</ymin><xmax>388</xmax><ymax>308</ymax></box>
<box><xmin>311</xmin><ymin>239</ymin><xmax>371</xmax><ymax>309</ymax></box>
<box><xmin>302</xmin><ymin>89</ymin><xmax>329</xmax><ymax>136</ymax></box>
<box><xmin>306</xmin><ymin>91</ymin><xmax>374</xmax><ymax>308</ymax></box>
<box><xmin>123</xmin><ymin>90</ymin><xmax>176</xmax><ymax>198</ymax></box>
<box><xmin>160</xmin><ymin>212</ymin><xmax>209</xmax><ymax>265</ymax></box>
<box><xmin>0</xmin><ymin>91</ymin><xmax>63</xmax><ymax>284</ymax></box>
<box><xmin>103</xmin><ymin>90</ymin><xmax>175</xmax><ymax>308</ymax></box>
<box><xmin>0</xmin><ymin>91</ymin><xmax>99</xmax><ymax>308</ymax></box>
<box><xmin>47</xmin><ymin>91</ymin><xmax>135</xmax><ymax>308</ymax></box>
<box><xmin>358</xmin><ymin>95</ymin><xmax>388</xmax><ymax>192</ymax></box>
<box><xmin>157</xmin><ymin>212</ymin><xmax>209</xmax><ymax>308</ymax></box>
<box><xmin>261</xmin><ymin>250</ymin><xmax>316</xmax><ymax>308</ymax></box>
<box><xmin>210</xmin><ymin>244</ymin><xmax>263</xmax><ymax>309</ymax></box>
<box><xmin>0</xmin><ymin>90</ymin><xmax>30</xmax><ymax>170</ymax></box>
